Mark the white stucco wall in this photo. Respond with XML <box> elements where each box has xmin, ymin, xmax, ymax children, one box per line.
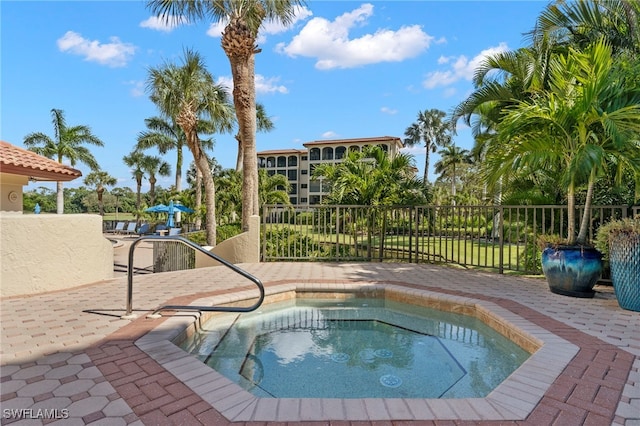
<box><xmin>0</xmin><ymin>173</ymin><xmax>27</xmax><ymax>213</ymax></box>
<box><xmin>0</xmin><ymin>214</ymin><xmax>113</xmax><ymax>297</ymax></box>
<box><xmin>195</xmin><ymin>215</ymin><xmax>260</xmax><ymax>267</ymax></box>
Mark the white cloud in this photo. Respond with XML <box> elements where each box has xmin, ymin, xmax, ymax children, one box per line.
<box><xmin>380</xmin><ymin>106</ymin><xmax>397</xmax><ymax>115</ymax></box>
<box><xmin>206</xmin><ymin>5</ymin><xmax>312</xmax><ymax>43</ymax></box>
<box><xmin>277</xmin><ymin>3</ymin><xmax>432</xmax><ymax>70</ymax></box>
<box><xmin>401</xmin><ymin>145</ymin><xmax>426</xmax><ymax>155</ymax></box>
<box><xmin>422</xmin><ymin>42</ymin><xmax>508</xmax><ymax>89</ymax></box>
<box><xmin>140</xmin><ymin>15</ymin><xmax>187</xmax><ymax>32</ymax></box>
<box><xmin>217</xmin><ymin>74</ymin><xmax>288</xmax><ymax>95</ymax></box>
<box><xmin>321</xmin><ymin>131</ymin><xmax>339</xmax><ymax>138</ymax></box>
<box><xmin>126</xmin><ymin>80</ymin><xmax>145</xmax><ymax>97</ymax></box>
<box><xmin>57</xmin><ymin>31</ymin><xmax>136</xmax><ymax>67</ymax></box>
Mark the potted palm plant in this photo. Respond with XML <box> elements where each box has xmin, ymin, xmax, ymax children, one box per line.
<box><xmin>596</xmin><ymin>217</ymin><xmax>640</xmax><ymax>311</ymax></box>
<box><xmin>482</xmin><ymin>40</ymin><xmax>640</xmax><ymax>297</ymax></box>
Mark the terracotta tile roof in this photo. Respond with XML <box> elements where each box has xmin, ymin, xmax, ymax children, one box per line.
<box><xmin>303</xmin><ymin>136</ymin><xmax>402</xmax><ymax>147</ymax></box>
<box><xmin>257</xmin><ymin>148</ymin><xmax>307</xmax><ymax>156</ymax></box>
<box><xmin>0</xmin><ymin>141</ymin><xmax>82</xmax><ymax>182</ymax></box>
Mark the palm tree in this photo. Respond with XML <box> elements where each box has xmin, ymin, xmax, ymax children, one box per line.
<box><xmin>83</xmin><ymin>171</ymin><xmax>116</xmax><ymax>216</ymax></box>
<box><xmin>136</xmin><ymin>117</ymin><xmax>186</xmax><ymax>192</ymax></box>
<box><xmin>146</xmin><ymin>0</ymin><xmax>304</xmax><ymax>232</ymax></box>
<box><xmin>235</xmin><ymin>103</ymin><xmax>275</xmax><ymax>171</ymax></box>
<box><xmin>23</xmin><ymin>108</ymin><xmax>104</xmax><ymax>214</ymax></box>
<box><xmin>484</xmin><ymin>40</ymin><xmax>640</xmax><ymax>245</ymax></box>
<box><xmin>532</xmin><ymin>0</ymin><xmax>640</xmax><ymax>55</ymax></box>
<box><xmin>258</xmin><ymin>169</ymin><xmax>290</xmax><ymax>208</ymax></box>
<box><xmin>122</xmin><ymin>150</ymin><xmax>146</xmax><ymax>217</ymax></box>
<box><xmin>403</xmin><ymin>109</ymin><xmax>452</xmax><ymax>183</ymax></box>
<box><xmin>146</xmin><ymin>48</ymin><xmax>235</xmax><ymax>246</ymax></box>
<box><xmin>434</xmin><ymin>145</ymin><xmax>471</xmax><ymax>206</ymax></box>
<box><xmin>141</xmin><ymin>156</ymin><xmax>171</xmax><ymax>206</ymax></box>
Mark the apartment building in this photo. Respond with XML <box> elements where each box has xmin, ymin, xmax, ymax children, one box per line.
<box><xmin>257</xmin><ymin>136</ymin><xmax>403</xmax><ymax>206</ymax></box>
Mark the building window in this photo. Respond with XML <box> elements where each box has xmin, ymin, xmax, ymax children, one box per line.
<box><xmin>289</xmin><ymin>197</ymin><xmax>297</xmax><ymax>205</ymax></box>
<box><xmin>301</xmin><ymin>197</ymin><xmax>308</xmax><ymax>203</ymax></box>
<box><xmin>335</xmin><ymin>146</ymin><xmax>346</xmax><ymax>160</ymax></box>
<box><xmin>309</xmin><ymin>181</ymin><xmax>321</xmax><ymax>192</ymax></box>
<box><xmin>289</xmin><ymin>185</ymin><xmax>297</xmax><ymax>194</ymax></box>
<box><xmin>310</xmin><ymin>195</ymin><xmax>321</xmax><ymax>205</ymax></box>
<box><xmin>277</xmin><ymin>169</ymin><xmax>286</xmax><ymax>176</ymax></box>
<box><xmin>258</xmin><ymin>157</ymin><xmax>266</xmax><ymax>168</ymax></box>
<box><xmin>301</xmin><ymin>169</ymin><xmax>308</xmax><ymax>175</ymax></box>
<box><xmin>378</xmin><ymin>144</ymin><xmax>389</xmax><ymax>153</ymax></box>
<box><xmin>322</xmin><ymin>147</ymin><xmax>334</xmax><ymax>160</ymax></box>
<box><xmin>267</xmin><ymin>170</ymin><xmax>275</xmax><ymax>176</ymax></box>
<box><xmin>277</xmin><ymin>156</ymin><xmax>286</xmax><ymax>167</ymax></box>
<box><xmin>267</xmin><ymin>156</ymin><xmax>275</xmax><ymax>167</ymax></box>
<box><xmin>349</xmin><ymin>145</ymin><xmax>360</xmax><ymax>152</ymax></box>
<box><xmin>288</xmin><ymin>156</ymin><xmax>297</xmax><ymax>167</ymax></box>
<box><xmin>301</xmin><ymin>183</ymin><xmax>308</xmax><ymax>189</ymax></box>
<box><xmin>301</xmin><ymin>155</ymin><xmax>308</xmax><ymax>161</ymax></box>
<box><xmin>288</xmin><ymin>170</ymin><xmax>297</xmax><ymax>181</ymax></box>
<box><xmin>310</xmin><ymin>148</ymin><xmax>320</xmax><ymax>161</ymax></box>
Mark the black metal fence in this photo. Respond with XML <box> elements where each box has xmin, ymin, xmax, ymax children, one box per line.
<box><xmin>261</xmin><ymin>204</ymin><xmax>632</xmax><ymax>274</ymax></box>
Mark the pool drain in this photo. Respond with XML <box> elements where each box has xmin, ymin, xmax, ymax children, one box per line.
<box><xmin>380</xmin><ymin>374</ymin><xmax>402</xmax><ymax>388</ymax></box>
<box><xmin>331</xmin><ymin>353</ymin><xmax>350</xmax><ymax>363</ymax></box>
<box><xmin>374</xmin><ymin>349</ymin><xmax>393</xmax><ymax>359</ymax></box>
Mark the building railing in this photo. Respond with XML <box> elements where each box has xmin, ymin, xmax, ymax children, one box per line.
<box><xmin>261</xmin><ymin>204</ymin><xmax>632</xmax><ymax>274</ymax></box>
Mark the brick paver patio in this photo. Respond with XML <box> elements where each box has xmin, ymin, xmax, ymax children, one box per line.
<box><xmin>1</xmin><ymin>259</ymin><xmax>639</xmax><ymax>425</ymax></box>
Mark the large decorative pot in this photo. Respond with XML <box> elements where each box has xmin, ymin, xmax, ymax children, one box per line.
<box><xmin>541</xmin><ymin>245</ymin><xmax>603</xmax><ymax>298</ymax></box>
<box><xmin>609</xmin><ymin>234</ymin><xmax>640</xmax><ymax>312</ymax></box>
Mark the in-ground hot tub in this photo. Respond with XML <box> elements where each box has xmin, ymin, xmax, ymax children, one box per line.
<box><xmin>135</xmin><ymin>282</ymin><xmax>579</xmax><ymax>422</ymax></box>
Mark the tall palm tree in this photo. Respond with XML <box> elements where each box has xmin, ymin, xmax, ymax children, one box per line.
<box><xmin>434</xmin><ymin>145</ymin><xmax>471</xmax><ymax>206</ymax></box>
<box><xmin>83</xmin><ymin>171</ymin><xmax>116</xmax><ymax>216</ymax></box>
<box><xmin>147</xmin><ymin>48</ymin><xmax>235</xmax><ymax>246</ymax></box>
<box><xmin>122</xmin><ymin>150</ymin><xmax>147</xmax><ymax>217</ymax></box>
<box><xmin>485</xmin><ymin>40</ymin><xmax>640</xmax><ymax>245</ymax></box>
<box><xmin>142</xmin><ymin>156</ymin><xmax>171</xmax><ymax>206</ymax></box>
<box><xmin>403</xmin><ymin>109</ymin><xmax>452</xmax><ymax>184</ymax></box>
<box><xmin>235</xmin><ymin>102</ymin><xmax>275</xmax><ymax>171</ymax></box>
<box><xmin>147</xmin><ymin>0</ymin><xmax>304</xmax><ymax>232</ymax></box>
<box><xmin>136</xmin><ymin>117</ymin><xmax>186</xmax><ymax>191</ymax></box>
<box><xmin>23</xmin><ymin>108</ymin><xmax>104</xmax><ymax>214</ymax></box>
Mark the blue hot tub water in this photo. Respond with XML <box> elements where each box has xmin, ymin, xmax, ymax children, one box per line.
<box><xmin>180</xmin><ymin>298</ymin><xmax>530</xmax><ymax>399</ymax></box>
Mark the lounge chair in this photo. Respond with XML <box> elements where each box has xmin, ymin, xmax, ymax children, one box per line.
<box><xmin>168</xmin><ymin>227</ymin><xmax>181</xmax><ymax>236</ymax></box>
<box><xmin>122</xmin><ymin>222</ymin><xmax>137</xmax><ymax>235</ymax></box>
<box><xmin>137</xmin><ymin>223</ymin><xmax>150</xmax><ymax>235</ymax></box>
<box><xmin>112</xmin><ymin>222</ymin><xmax>125</xmax><ymax>234</ymax></box>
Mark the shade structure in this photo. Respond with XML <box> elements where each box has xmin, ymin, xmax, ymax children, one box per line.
<box><xmin>145</xmin><ymin>201</ymin><xmax>194</xmax><ymax>227</ymax></box>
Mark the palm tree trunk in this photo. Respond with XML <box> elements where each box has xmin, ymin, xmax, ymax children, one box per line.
<box><xmin>576</xmin><ymin>170</ymin><xmax>596</xmax><ymax>245</ymax></box>
<box><xmin>56</xmin><ymin>181</ymin><xmax>64</xmax><ymax>214</ymax></box>
<box><xmin>235</xmin><ymin>135</ymin><xmax>243</xmax><ymax>172</ymax></box>
<box><xmin>189</xmin><ymin>133</ymin><xmax>216</xmax><ymax>246</ymax></box>
<box><xmin>176</xmin><ymin>148</ymin><xmax>183</xmax><ymax>192</ymax></box>
<box><xmin>566</xmin><ymin>183</ymin><xmax>576</xmax><ymax>245</ymax></box>
<box><xmin>97</xmin><ymin>187</ymin><xmax>104</xmax><ymax>216</ymax></box>
<box><xmin>195</xmin><ymin>169</ymin><xmax>202</xmax><ymax>231</ymax></box>
<box><xmin>229</xmin><ymin>54</ymin><xmax>258</xmax><ymax>231</ymax></box>
<box><xmin>423</xmin><ymin>143</ymin><xmax>430</xmax><ymax>184</ymax></box>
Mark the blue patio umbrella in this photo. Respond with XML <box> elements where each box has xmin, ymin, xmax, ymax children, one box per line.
<box><xmin>146</xmin><ymin>201</ymin><xmax>194</xmax><ymax>227</ymax></box>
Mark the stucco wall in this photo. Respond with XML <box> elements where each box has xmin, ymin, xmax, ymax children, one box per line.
<box><xmin>0</xmin><ymin>214</ymin><xmax>113</xmax><ymax>297</ymax></box>
<box><xmin>0</xmin><ymin>173</ymin><xmax>27</xmax><ymax>213</ymax></box>
<box><xmin>195</xmin><ymin>215</ymin><xmax>260</xmax><ymax>267</ymax></box>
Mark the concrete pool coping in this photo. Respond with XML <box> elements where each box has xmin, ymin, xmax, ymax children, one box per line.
<box><xmin>135</xmin><ymin>282</ymin><xmax>580</xmax><ymax>422</ymax></box>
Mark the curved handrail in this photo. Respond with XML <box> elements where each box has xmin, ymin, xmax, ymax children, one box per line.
<box><xmin>124</xmin><ymin>235</ymin><xmax>264</xmax><ymax>319</ymax></box>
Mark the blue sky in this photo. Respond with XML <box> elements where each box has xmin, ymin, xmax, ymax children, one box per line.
<box><xmin>2</xmin><ymin>1</ymin><xmax>548</xmax><ymax>192</ymax></box>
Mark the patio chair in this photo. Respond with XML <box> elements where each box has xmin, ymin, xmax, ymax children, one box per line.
<box><xmin>168</xmin><ymin>227</ymin><xmax>181</xmax><ymax>236</ymax></box>
<box><xmin>137</xmin><ymin>223</ymin><xmax>150</xmax><ymax>236</ymax></box>
<box><xmin>112</xmin><ymin>222</ymin><xmax>125</xmax><ymax>234</ymax></box>
<box><xmin>122</xmin><ymin>222</ymin><xmax>137</xmax><ymax>235</ymax></box>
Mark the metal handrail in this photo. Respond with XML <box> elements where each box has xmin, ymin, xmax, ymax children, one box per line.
<box><xmin>123</xmin><ymin>235</ymin><xmax>264</xmax><ymax>319</ymax></box>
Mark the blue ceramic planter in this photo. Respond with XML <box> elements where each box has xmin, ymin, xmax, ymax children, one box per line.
<box><xmin>609</xmin><ymin>236</ymin><xmax>640</xmax><ymax>312</ymax></box>
<box><xmin>541</xmin><ymin>245</ymin><xmax>603</xmax><ymax>298</ymax></box>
